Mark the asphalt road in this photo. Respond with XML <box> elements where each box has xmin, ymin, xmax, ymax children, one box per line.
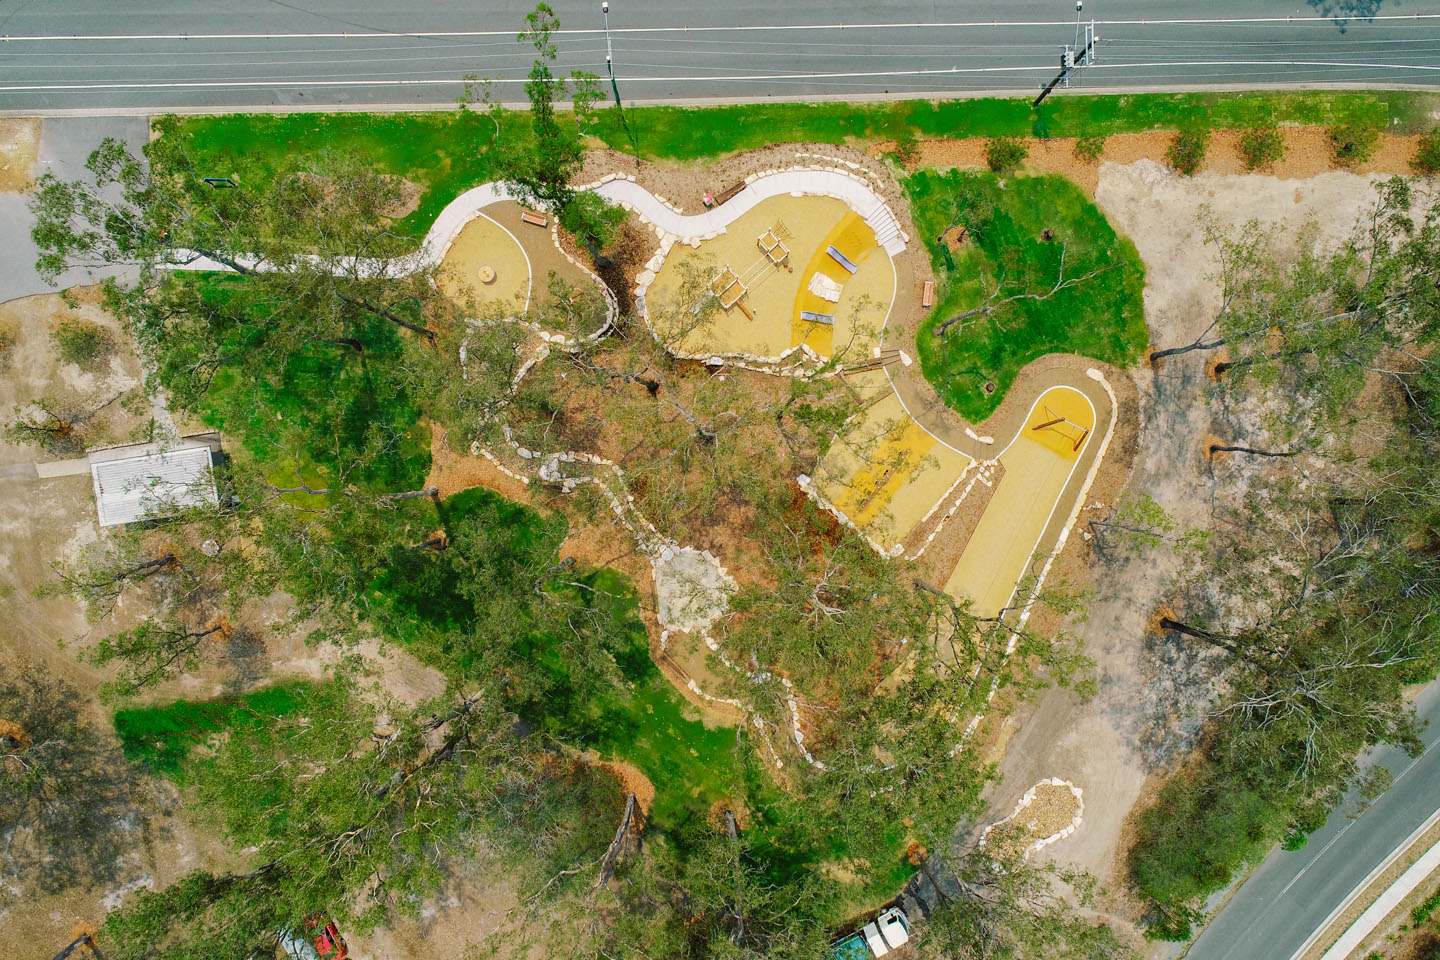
<box><xmin>1183</xmin><ymin>679</ymin><xmax>1440</xmax><ymax>960</ymax></box>
<box><xmin>1</xmin><ymin>1</ymin><xmax>1439</xmax><ymax>112</ymax></box>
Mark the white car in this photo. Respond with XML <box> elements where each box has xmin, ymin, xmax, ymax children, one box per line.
<box><xmin>861</xmin><ymin>907</ymin><xmax>911</xmax><ymax>957</ymax></box>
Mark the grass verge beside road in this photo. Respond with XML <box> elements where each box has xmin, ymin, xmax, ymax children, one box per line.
<box><xmin>163</xmin><ymin>90</ymin><xmax>1438</xmax><ymax>246</ymax></box>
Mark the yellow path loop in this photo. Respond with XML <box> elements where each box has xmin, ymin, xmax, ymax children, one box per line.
<box><xmin>944</xmin><ymin>386</ymin><xmax>1095</xmax><ymax>617</ymax></box>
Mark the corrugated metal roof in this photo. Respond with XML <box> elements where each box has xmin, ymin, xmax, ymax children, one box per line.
<box><xmin>89</xmin><ymin>443</ymin><xmax>219</xmax><ymax>527</ymax></box>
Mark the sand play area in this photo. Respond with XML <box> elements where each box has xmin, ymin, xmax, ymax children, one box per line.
<box><xmin>437</xmin><ymin>210</ymin><xmax>532</xmax><ymax>314</ymax></box>
<box><xmin>646</xmin><ymin>194</ymin><xmax>893</xmax><ymax>361</ymax></box>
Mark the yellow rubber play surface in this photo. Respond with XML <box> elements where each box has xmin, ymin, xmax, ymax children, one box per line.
<box><xmin>647</xmin><ymin>196</ymin><xmax>892</xmax><ymax>360</ymax></box>
<box><xmin>791</xmin><ymin>211</ymin><xmax>890</xmax><ymax>358</ymax></box>
<box><xmin>814</xmin><ymin>373</ymin><xmax>970</xmax><ymax>549</ymax></box>
<box><xmin>437</xmin><ymin>212</ymin><xmax>532</xmax><ymax>314</ymax></box>
<box><xmin>943</xmin><ymin>387</ymin><xmax>1095</xmax><ymax>617</ymax></box>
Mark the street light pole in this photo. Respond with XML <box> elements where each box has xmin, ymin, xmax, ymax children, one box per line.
<box><xmin>601</xmin><ymin>1</ymin><xmax>639</xmax><ymax>152</ymax></box>
<box><xmin>602</xmin><ymin>2</ymin><xmax>620</xmax><ymax>108</ymax></box>
<box><xmin>1034</xmin><ymin>0</ymin><xmax>1099</xmax><ymax>108</ymax></box>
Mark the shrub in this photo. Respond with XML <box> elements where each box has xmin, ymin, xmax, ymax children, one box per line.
<box><xmin>1166</xmin><ymin>129</ymin><xmax>1209</xmax><ymax>176</ymax></box>
<box><xmin>1328</xmin><ymin>122</ymin><xmax>1380</xmax><ymax>167</ymax></box>
<box><xmin>1074</xmin><ymin>134</ymin><xmax>1107</xmax><ymax>163</ymax></box>
<box><xmin>1280</xmin><ymin>829</ymin><xmax>1308</xmax><ymax>851</ymax></box>
<box><xmin>984</xmin><ymin>136</ymin><xmax>1028</xmax><ymax>174</ymax></box>
<box><xmin>50</xmin><ymin>318</ymin><xmax>115</xmax><ymax>368</ymax></box>
<box><xmin>1413</xmin><ymin>129</ymin><xmax>1440</xmax><ymax>177</ymax></box>
<box><xmin>891</xmin><ymin>128</ymin><xmax>920</xmax><ymax>166</ymax></box>
<box><xmin>1238</xmin><ymin>127</ymin><xmax>1285</xmax><ymax>171</ymax></box>
<box><xmin>1412</xmin><ymin>885</ymin><xmax>1440</xmax><ymax>926</ymax></box>
<box><xmin>0</xmin><ymin>320</ymin><xmax>17</xmax><ymax>367</ymax></box>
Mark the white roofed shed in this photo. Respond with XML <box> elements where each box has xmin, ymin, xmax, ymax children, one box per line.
<box><xmin>89</xmin><ymin>438</ymin><xmax>220</xmax><ymax>528</ymax></box>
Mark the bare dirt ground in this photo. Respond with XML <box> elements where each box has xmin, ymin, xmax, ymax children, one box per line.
<box><xmin>900</xmin><ymin>127</ymin><xmax>1426</xmax><ymax>196</ymax></box>
<box><xmin>0</xmin><ymin>293</ymin><xmax>455</xmax><ymax>955</ymax></box>
<box><xmin>578</xmin><ymin>139</ymin><xmax>914</xmax><ymax>238</ymax></box>
<box><xmin>0</xmin><ymin>117</ymin><xmax>39</xmax><ymax>192</ymax></box>
<box><xmin>0</xmin><ymin>289</ymin><xmax>150</xmax><ymax>466</ymax></box>
<box><xmin>967</xmin><ymin>160</ymin><xmax>1403</xmax><ymax>939</ymax></box>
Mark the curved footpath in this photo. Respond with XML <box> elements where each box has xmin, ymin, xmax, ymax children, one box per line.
<box><xmin>173</xmin><ymin>163</ymin><xmax>1118</xmax><ymax>636</ymax></box>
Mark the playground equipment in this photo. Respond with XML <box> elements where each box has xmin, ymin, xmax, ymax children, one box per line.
<box><xmin>706</xmin><ymin>224</ymin><xmax>796</xmax><ymax>320</ymax></box>
<box><xmin>1031</xmin><ymin>405</ymin><xmax>1091</xmax><ymax>452</ymax></box>
<box><xmin>827</xmin><ymin>244</ymin><xmax>860</xmax><ymax>274</ymax></box>
<box><xmin>757</xmin><ymin>229</ymin><xmax>790</xmax><ymax>267</ymax></box>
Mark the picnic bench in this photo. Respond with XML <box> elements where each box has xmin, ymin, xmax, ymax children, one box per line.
<box><xmin>713</xmin><ymin>180</ymin><xmax>747</xmax><ymax>206</ymax></box>
<box><xmin>520</xmin><ymin>210</ymin><xmax>548</xmax><ymax>227</ymax></box>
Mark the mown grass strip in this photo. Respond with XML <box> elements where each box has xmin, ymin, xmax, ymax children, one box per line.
<box><xmin>164</xmin><ymin>90</ymin><xmax>1438</xmax><ymax>247</ymax></box>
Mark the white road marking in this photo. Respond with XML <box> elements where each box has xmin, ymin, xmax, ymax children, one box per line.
<box><xmin>0</xmin><ymin>59</ymin><xmax>1437</xmax><ymax>93</ymax></box>
<box><xmin>3</xmin><ymin>14</ymin><xmax>1440</xmax><ymax>42</ymax></box>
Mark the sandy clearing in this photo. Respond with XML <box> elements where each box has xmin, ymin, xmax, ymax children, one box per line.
<box><xmin>0</xmin><ymin>117</ymin><xmax>39</xmax><ymax>193</ymax></box>
<box><xmin>975</xmin><ymin>160</ymin><xmax>1396</xmax><ymax>926</ymax></box>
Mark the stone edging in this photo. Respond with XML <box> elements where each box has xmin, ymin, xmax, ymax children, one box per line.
<box><xmin>978</xmin><ymin>777</ymin><xmax>1086</xmax><ymax>859</ymax></box>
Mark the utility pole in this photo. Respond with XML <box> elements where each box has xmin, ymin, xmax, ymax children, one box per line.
<box><xmin>1034</xmin><ymin>1</ymin><xmax>1099</xmax><ymax>108</ymax></box>
<box><xmin>602</xmin><ymin>2</ymin><xmax>619</xmax><ymax>108</ymax></box>
<box><xmin>601</xmin><ymin>1</ymin><xmax>639</xmax><ymax>152</ymax></box>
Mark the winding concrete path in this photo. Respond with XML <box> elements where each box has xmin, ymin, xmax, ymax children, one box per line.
<box><xmin>594</xmin><ymin>169</ymin><xmax>908</xmax><ymax>256</ymax></box>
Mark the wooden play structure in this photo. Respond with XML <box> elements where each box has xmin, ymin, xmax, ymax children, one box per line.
<box><xmin>710</xmin><ymin>267</ymin><xmax>746</xmax><ymax>308</ymax></box>
<box><xmin>706</xmin><ymin>224</ymin><xmax>796</xmax><ymax>321</ymax></box>
<box><xmin>1031</xmin><ymin>406</ymin><xmax>1091</xmax><ymax>452</ymax></box>
<box><xmin>758</xmin><ymin>229</ymin><xmax>790</xmax><ymax>267</ymax></box>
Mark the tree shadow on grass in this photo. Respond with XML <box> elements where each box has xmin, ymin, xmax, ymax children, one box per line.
<box><xmin>1309</xmin><ymin>0</ymin><xmax>1386</xmax><ymax>31</ymax></box>
<box><xmin>0</xmin><ymin>663</ymin><xmax>157</xmax><ymax>895</ymax></box>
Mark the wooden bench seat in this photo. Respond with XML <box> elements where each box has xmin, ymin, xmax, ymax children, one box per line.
<box><xmin>520</xmin><ymin>210</ymin><xmax>548</xmax><ymax>227</ymax></box>
<box><xmin>921</xmin><ymin>280</ymin><xmax>935</xmax><ymax>308</ymax></box>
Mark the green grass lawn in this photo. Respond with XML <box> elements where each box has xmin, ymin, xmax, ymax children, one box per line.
<box><xmin>906</xmin><ymin>169</ymin><xmax>1148</xmax><ymax>421</ymax></box>
<box><xmin>592</xmin><ymin>89</ymin><xmax>1430</xmax><ymax>161</ymax></box>
<box><xmin>163</xmin><ymin>90</ymin><xmax>1437</xmax><ymax>251</ymax></box>
<box><xmin>114</xmin><ymin>681</ymin><xmax>315</xmax><ymax>776</ymax></box>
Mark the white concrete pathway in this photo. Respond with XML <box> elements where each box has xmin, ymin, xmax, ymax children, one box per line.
<box><xmin>171</xmin><ymin>168</ymin><xmax>906</xmax><ymax>275</ymax></box>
